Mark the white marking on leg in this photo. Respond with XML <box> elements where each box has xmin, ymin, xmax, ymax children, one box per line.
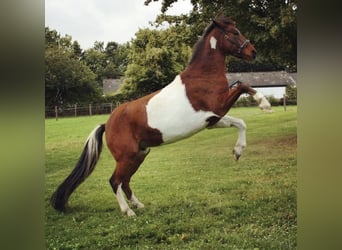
<box><xmin>208</xmin><ymin>116</ymin><xmax>247</xmax><ymax>160</ymax></box>
<box><xmin>146</xmin><ymin>75</ymin><xmax>216</xmax><ymax>143</ymax></box>
<box><xmin>129</xmin><ymin>193</ymin><xmax>145</xmax><ymax>209</ymax></box>
<box><xmin>210</xmin><ymin>36</ymin><xmax>217</xmax><ymax>49</ymax></box>
<box><xmin>253</xmin><ymin>92</ymin><xmax>272</xmax><ymax>112</ymax></box>
<box><xmin>116</xmin><ymin>183</ymin><xmax>136</xmax><ymax>216</ymax></box>
<box><xmin>232</xmin><ymin>118</ymin><xmax>247</xmax><ymax>160</ymax></box>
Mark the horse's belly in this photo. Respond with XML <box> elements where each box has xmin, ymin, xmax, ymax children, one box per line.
<box><xmin>149</xmin><ymin>110</ymin><xmax>213</xmax><ymax>144</ymax></box>
<box><xmin>146</xmin><ymin>75</ymin><xmax>217</xmax><ymax>144</ymax></box>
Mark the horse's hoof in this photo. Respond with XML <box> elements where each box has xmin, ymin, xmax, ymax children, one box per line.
<box><xmin>136</xmin><ymin>203</ymin><xmax>144</xmax><ymax>209</ymax></box>
<box><xmin>131</xmin><ymin>202</ymin><xmax>144</xmax><ymax>209</ymax></box>
<box><xmin>233</xmin><ymin>149</ymin><xmax>241</xmax><ymax>161</ymax></box>
<box><xmin>126</xmin><ymin>209</ymin><xmax>136</xmax><ymax>217</ymax></box>
<box><xmin>129</xmin><ymin>199</ymin><xmax>145</xmax><ymax>209</ymax></box>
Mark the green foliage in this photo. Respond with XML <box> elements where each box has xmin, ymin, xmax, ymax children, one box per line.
<box><xmin>234</xmin><ymin>93</ymin><xmax>297</xmax><ymax>108</ymax></box>
<box><xmin>118</xmin><ymin>28</ymin><xmax>192</xmax><ymax>99</ymax></box>
<box><xmin>45</xmin><ymin>27</ymin><xmax>103</xmax><ymax>108</ymax></box>
<box><xmin>45</xmin><ymin>46</ymin><xmax>101</xmax><ymax>108</ymax></box>
<box><xmin>72</xmin><ymin>41</ymin><xmax>82</xmax><ymax>59</ymax></box>
<box><xmin>45</xmin><ymin>27</ymin><xmax>130</xmax><ymax>107</ymax></box>
<box><xmin>146</xmin><ymin>0</ymin><xmax>297</xmax><ymax>71</ymax></box>
<box><xmin>227</xmin><ymin>57</ymin><xmax>284</xmax><ymax>72</ymax></box>
<box><xmin>82</xmin><ymin>41</ymin><xmax>130</xmax><ymax>83</ymax></box>
<box><xmin>285</xmin><ymin>85</ymin><xmax>297</xmax><ymax>105</ymax></box>
<box><xmin>104</xmin><ymin>42</ymin><xmax>130</xmax><ymax>78</ymax></box>
<box><xmin>82</xmin><ymin>47</ymin><xmax>107</xmax><ymax>83</ymax></box>
<box><xmin>45</xmin><ymin>27</ymin><xmax>59</xmax><ymax>48</ymax></box>
<box><xmin>45</xmin><ymin>106</ymin><xmax>297</xmax><ymax>249</ymax></box>
<box><xmin>45</xmin><ymin>27</ymin><xmax>75</xmax><ymax>54</ymax></box>
<box><xmin>267</xmin><ymin>95</ymin><xmax>282</xmax><ymax>106</ymax></box>
<box><xmin>234</xmin><ymin>95</ymin><xmax>257</xmax><ymax>107</ymax></box>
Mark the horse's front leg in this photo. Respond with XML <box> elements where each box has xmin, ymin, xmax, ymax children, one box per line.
<box><xmin>208</xmin><ymin>116</ymin><xmax>247</xmax><ymax>160</ymax></box>
<box><xmin>252</xmin><ymin>92</ymin><xmax>272</xmax><ymax>112</ymax></box>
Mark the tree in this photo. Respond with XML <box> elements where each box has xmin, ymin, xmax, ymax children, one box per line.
<box><xmin>45</xmin><ymin>47</ymin><xmax>101</xmax><ymax>108</ymax></box>
<box><xmin>72</xmin><ymin>41</ymin><xmax>82</xmax><ymax>59</ymax></box>
<box><xmin>45</xmin><ymin>27</ymin><xmax>82</xmax><ymax>58</ymax></box>
<box><xmin>118</xmin><ymin>27</ymin><xmax>191</xmax><ymax>99</ymax></box>
<box><xmin>102</xmin><ymin>41</ymin><xmax>130</xmax><ymax>79</ymax></box>
<box><xmin>45</xmin><ymin>27</ymin><xmax>101</xmax><ymax>108</ymax></box>
<box><xmin>145</xmin><ymin>0</ymin><xmax>297</xmax><ymax>71</ymax></box>
<box><xmin>82</xmin><ymin>41</ymin><xmax>130</xmax><ymax>84</ymax></box>
<box><xmin>82</xmin><ymin>47</ymin><xmax>107</xmax><ymax>84</ymax></box>
<box><xmin>105</xmin><ymin>41</ymin><xmax>118</xmax><ymax>59</ymax></box>
<box><xmin>45</xmin><ymin>27</ymin><xmax>60</xmax><ymax>48</ymax></box>
<box><xmin>285</xmin><ymin>85</ymin><xmax>297</xmax><ymax>105</ymax></box>
<box><xmin>93</xmin><ymin>41</ymin><xmax>105</xmax><ymax>52</ymax></box>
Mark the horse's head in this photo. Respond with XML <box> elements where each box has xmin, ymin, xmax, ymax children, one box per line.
<box><xmin>212</xmin><ymin>17</ymin><xmax>256</xmax><ymax>61</ymax></box>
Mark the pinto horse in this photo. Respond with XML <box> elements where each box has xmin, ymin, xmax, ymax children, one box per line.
<box><xmin>51</xmin><ymin>16</ymin><xmax>271</xmax><ymax>216</ymax></box>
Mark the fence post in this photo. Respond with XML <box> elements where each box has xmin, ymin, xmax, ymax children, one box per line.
<box><xmin>110</xmin><ymin>103</ymin><xmax>113</xmax><ymax>113</ymax></box>
<box><xmin>74</xmin><ymin>104</ymin><xmax>77</xmax><ymax>117</ymax></box>
<box><xmin>283</xmin><ymin>94</ymin><xmax>287</xmax><ymax>111</ymax></box>
<box><xmin>89</xmin><ymin>103</ymin><xmax>92</xmax><ymax>116</ymax></box>
<box><xmin>55</xmin><ymin>106</ymin><xmax>58</xmax><ymax>121</ymax></box>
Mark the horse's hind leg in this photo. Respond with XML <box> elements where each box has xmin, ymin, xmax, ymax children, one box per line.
<box><xmin>122</xmin><ymin>150</ymin><xmax>149</xmax><ymax>209</ymax></box>
<box><xmin>113</xmin><ymin>181</ymin><xmax>135</xmax><ymax>216</ymax></box>
<box><xmin>109</xmin><ymin>149</ymin><xmax>149</xmax><ymax>216</ymax></box>
<box><xmin>123</xmin><ymin>180</ymin><xmax>145</xmax><ymax>209</ymax></box>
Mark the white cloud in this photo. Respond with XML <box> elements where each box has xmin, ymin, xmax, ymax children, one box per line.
<box><xmin>45</xmin><ymin>0</ymin><xmax>192</xmax><ymax>49</ymax></box>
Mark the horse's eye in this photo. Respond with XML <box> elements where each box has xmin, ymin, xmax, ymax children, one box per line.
<box><xmin>233</xmin><ymin>30</ymin><xmax>240</xmax><ymax>35</ymax></box>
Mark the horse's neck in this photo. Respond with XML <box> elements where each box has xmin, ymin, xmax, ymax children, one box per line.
<box><xmin>183</xmin><ymin>38</ymin><xmax>226</xmax><ymax>77</ymax></box>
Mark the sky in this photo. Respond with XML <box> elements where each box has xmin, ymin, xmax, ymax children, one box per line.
<box><xmin>45</xmin><ymin>0</ymin><xmax>193</xmax><ymax>50</ymax></box>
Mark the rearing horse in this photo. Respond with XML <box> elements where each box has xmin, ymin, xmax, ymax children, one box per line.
<box><xmin>51</xmin><ymin>16</ymin><xmax>271</xmax><ymax>216</ymax></box>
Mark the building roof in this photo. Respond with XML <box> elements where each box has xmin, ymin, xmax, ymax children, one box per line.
<box><xmin>103</xmin><ymin>71</ymin><xmax>297</xmax><ymax>95</ymax></box>
<box><xmin>227</xmin><ymin>71</ymin><xmax>297</xmax><ymax>88</ymax></box>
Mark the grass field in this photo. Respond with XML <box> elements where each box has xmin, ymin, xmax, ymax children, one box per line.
<box><xmin>45</xmin><ymin>106</ymin><xmax>297</xmax><ymax>249</ymax></box>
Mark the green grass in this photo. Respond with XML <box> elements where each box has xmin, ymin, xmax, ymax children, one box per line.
<box><xmin>45</xmin><ymin>106</ymin><xmax>297</xmax><ymax>249</ymax></box>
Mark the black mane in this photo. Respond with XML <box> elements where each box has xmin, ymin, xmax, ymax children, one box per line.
<box><xmin>188</xmin><ymin>22</ymin><xmax>216</xmax><ymax>64</ymax></box>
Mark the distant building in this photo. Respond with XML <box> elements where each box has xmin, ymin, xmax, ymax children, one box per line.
<box><xmin>227</xmin><ymin>71</ymin><xmax>296</xmax><ymax>98</ymax></box>
<box><xmin>103</xmin><ymin>71</ymin><xmax>297</xmax><ymax>98</ymax></box>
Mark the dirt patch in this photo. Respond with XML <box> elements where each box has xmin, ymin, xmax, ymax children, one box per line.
<box><xmin>276</xmin><ymin>135</ymin><xmax>297</xmax><ymax>148</ymax></box>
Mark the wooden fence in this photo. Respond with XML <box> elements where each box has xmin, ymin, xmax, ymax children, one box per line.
<box><xmin>45</xmin><ymin>103</ymin><xmax>121</xmax><ymax>119</ymax></box>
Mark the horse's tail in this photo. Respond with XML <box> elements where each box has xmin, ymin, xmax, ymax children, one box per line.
<box><xmin>51</xmin><ymin>124</ymin><xmax>106</xmax><ymax>212</ymax></box>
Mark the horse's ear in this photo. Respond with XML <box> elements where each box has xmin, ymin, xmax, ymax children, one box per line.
<box><xmin>215</xmin><ymin>8</ymin><xmax>225</xmax><ymax>19</ymax></box>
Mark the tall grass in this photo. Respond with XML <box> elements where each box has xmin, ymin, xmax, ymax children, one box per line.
<box><xmin>45</xmin><ymin>106</ymin><xmax>297</xmax><ymax>249</ymax></box>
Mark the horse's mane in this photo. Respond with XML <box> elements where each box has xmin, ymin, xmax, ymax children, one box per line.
<box><xmin>189</xmin><ymin>16</ymin><xmax>235</xmax><ymax>64</ymax></box>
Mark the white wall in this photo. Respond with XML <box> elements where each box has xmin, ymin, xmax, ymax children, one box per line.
<box><xmin>239</xmin><ymin>86</ymin><xmax>286</xmax><ymax>99</ymax></box>
<box><xmin>256</xmin><ymin>87</ymin><xmax>286</xmax><ymax>98</ymax></box>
